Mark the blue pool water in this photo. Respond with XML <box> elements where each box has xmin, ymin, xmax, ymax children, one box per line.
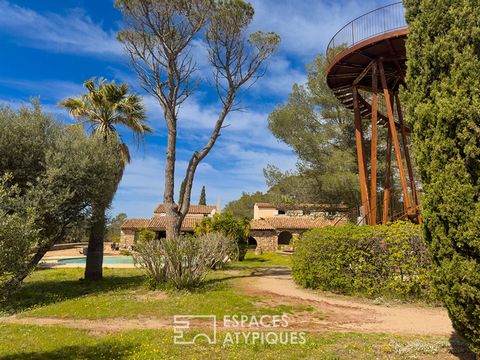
<box><xmin>57</xmin><ymin>256</ymin><xmax>134</xmax><ymax>265</ymax></box>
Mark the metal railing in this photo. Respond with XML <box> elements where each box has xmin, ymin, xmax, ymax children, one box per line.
<box><xmin>326</xmin><ymin>2</ymin><xmax>407</xmax><ymax>64</ymax></box>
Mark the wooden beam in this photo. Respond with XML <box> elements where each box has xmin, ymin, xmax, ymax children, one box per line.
<box><xmin>353</xmin><ymin>86</ymin><xmax>370</xmax><ymax>224</ymax></box>
<box><xmin>383</xmin><ymin>127</ymin><xmax>392</xmax><ymax>224</ymax></box>
<box><xmin>379</xmin><ymin>61</ymin><xmax>412</xmax><ymax>211</ymax></box>
<box><xmin>353</xmin><ymin>60</ymin><xmax>375</xmax><ymax>86</ymax></box>
<box><xmin>370</xmin><ymin>62</ymin><xmax>378</xmax><ymax>225</ymax></box>
<box><xmin>395</xmin><ymin>94</ymin><xmax>418</xmax><ymax>209</ymax></box>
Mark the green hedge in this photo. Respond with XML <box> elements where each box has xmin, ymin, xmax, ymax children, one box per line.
<box><xmin>292</xmin><ymin>222</ymin><xmax>434</xmax><ymax>301</ymax></box>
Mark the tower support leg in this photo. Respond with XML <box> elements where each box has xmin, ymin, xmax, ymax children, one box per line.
<box><xmin>395</xmin><ymin>94</ymin><xmax>419</xmax><ymax>220</ymax></box>
<box><xmin>383</xmin><ymin>127</ymin><xmax>392</xmax><ymax>224</ymax></box>
<box><xmin>353</xmin><ymin>86</ymin><xmax>370</xmax><ymax>224</ymax></box>
<box><xmin>370</xmin><ymin>62</ymin><xmax>379</xmax><ymax>224</ymax></box>
<box><xmin>379</xmin><ymin>61</ymin><xmax>412</xmax><ymax>212</ymax></box>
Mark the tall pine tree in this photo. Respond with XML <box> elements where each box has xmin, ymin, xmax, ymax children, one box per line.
<box><xmin>405</xmin><ymin>0</ymin><xmax>480</xmax><ymax>351</ymax></box>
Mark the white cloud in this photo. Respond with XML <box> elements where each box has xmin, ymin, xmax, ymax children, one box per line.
<box><xmin>249</xmin><ymin>0</ymin><xmax>389</xmax><ymax>58</ymax></box>
<box><xmin>0</xmin><ymin>78</ymin><xmax>84</xmax><ymax>101</ymax></box>
<box><xmin>0</xmin><ymin>0</ymin><xmax>122</xmax><ymax>56</ymax></box>
<box><xmin>251</xmin><ymin>55</ymin><xmax>307</xmax><ymax>96</ymax></box>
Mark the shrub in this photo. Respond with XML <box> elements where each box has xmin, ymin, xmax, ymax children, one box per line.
<box><xmin>0</xmin><ymin>176</ymin><xmax>40</xmax><ymax>299</ymax></box>
<box><xmin>133</xmin><ymin>233</ymin><xmax>236</xmax><ymax>290</ymax></box>
<box><xmin>137</xmin><ymin>229</ymin><xmax>156</xmax><ymax>243</ymax></box>
<box><xmin>110</xmin><ymin>236</ymin><xmax>120</xmax><ymax>244</ymax></box>
<box><xmin>292</xmin><ymin>222</ymin><xmax>434</xmax><ymax>301</ymax></box>
<box><xmin>200</xmin><ymin>232</ymin><xmax>238</xmax><ymax>270</ymax></box>
<box><xmin>405</xmin><ymin>0</ymin><xmax>480</xmax><ymax>351</ymax></box>
<box><xmin>194</xmin><ymin>213</ymin><xmax>250</xmax><ymax>261</ymax></box>
<box><xmin>132</xmin><ymin>237</ymin><xmax>167</xmax><ymax>289</ymax></box>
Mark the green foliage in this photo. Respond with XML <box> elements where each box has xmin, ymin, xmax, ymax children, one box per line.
<box><xmin>60</xmin><ymin>78</ymin><xmax>150</xmax><ymax>280</ymax></box>
<box><xmin>266</xmin><ymin>54</ymin><xmax>360</xmax><ymax>206</ymax></box>
<box><xmin>224</xmin><ymin>191</ymin><xmax>273</xmax><ymax>218</ymax></box>
<box><xmin>106</xmin><ymin>213</ymin><xmax>128</xmax><ymax>241</ymax></box>
<box><xmin>178</xmin><ymin>180</ymin><xmax>186</xmax><ymax>206</ymax></box>
<box><xmin>194</xmin><ymin>213</ymin><xmax>250</xmax><ymax>260</ymax></box>
<box><xmin>132</xmin><ymin>236</ymin><xmax>166</xmax><ymax>289</ymax></box>
<box><xmin>137</xmin><ymin>229</ymin><xmax>156</xmax><ymax>243</ymax></box>
<box><xmin>0</xmin><ymin>103</ymin><xmax>122</xmax><ymax>296</ymax></box>
<box><xmin>292</xmin><ymin>223</ymin><xmax>434</xmax><ymax>301</ymax></box>
<box><xmin>134</xmin><ymin>234</ymin><xmax>236</xmax><ymax>290</ymax></box>
<box><xmin>59</xmin><ymin>78</ymin><xmax>150</xmax><ymax>165</ymax></box>
<box><xmin>0</xmin><ymin>175</ymin><xmax>40</xmax><ymax>296</ymax></box>
<box><xmin>404</xmin><ymin>0</ymin><xmax>480</xmax><ymax>351</ymax></box>
<box><xmin>199</xmin><ymin>185</ymin><xmax>206</xmax><ymax>205</ymax></box>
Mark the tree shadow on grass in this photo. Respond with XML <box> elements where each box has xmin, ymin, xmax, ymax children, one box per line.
<box><xmin>0</xmin><ymin>342</ymin><xmax>137</xmax><ymax>360</ymax></box>
<box><xmin>1</xmin><ymin>270</ymin><xmax>144</xmax><ymax>315</ymax></box>
<box><xmin>449</xmin><ymin>332</ymin><xmax>478</xmax><ymax>360</ymax></box>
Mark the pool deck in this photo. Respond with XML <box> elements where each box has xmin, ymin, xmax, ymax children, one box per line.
<box><xmin>41</xmin><ymin>256</ymin><xmax>136</xmax><ymax>269</ymax></box>
<box><xmin>42</xmin><ymin>243</ymin><xmax>136</xmax><ymax>268</ymax></box>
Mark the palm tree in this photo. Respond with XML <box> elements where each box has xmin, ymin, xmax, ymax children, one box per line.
<box><xmin>60</xmin><ymin>78</ymin><xmax>151</xmax><ymax>280</ymax></box>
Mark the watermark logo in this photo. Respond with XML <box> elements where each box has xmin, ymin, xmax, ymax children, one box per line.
<box><xmin>173</xmin><ymin>314</ymin><xmax>306</xmax><ymax>346</ymax></box>
<box><xmin>173</xmin><ymin>315</ymin><xmax>217</xmax><ymax>344</ymax></box>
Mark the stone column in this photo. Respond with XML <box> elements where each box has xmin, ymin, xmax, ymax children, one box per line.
<box><xmin>120</xmin><ymin>229</ymin><xmax>135</xmax><ymax>249</ymax></box>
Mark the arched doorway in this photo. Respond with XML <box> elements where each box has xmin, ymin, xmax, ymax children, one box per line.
<box><xmin>248</xmin><ymin>236</ymin><xmax>257</xmax><ymax>249</ymax></box>
<box><xmin>278</xmin><ymin>231</ymin><xmax>292</xmax><ymax>246</ymax></box>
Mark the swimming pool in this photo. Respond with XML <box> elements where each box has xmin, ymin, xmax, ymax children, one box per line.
<box><xmin>57</xmin><ymin>256</ymin><xmax>135</xmax><ymax>265</ymax></box>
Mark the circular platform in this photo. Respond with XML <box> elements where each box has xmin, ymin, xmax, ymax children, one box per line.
<box><xmin>326</xmin><ymin>2</ymin><xmax>407</xmax><ymax>93</ymax></box>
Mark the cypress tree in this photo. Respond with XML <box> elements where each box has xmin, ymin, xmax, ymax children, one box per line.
<box><xmin>405</xmin><ymin>0</ymin><xmax>480</xmax><ymax>351</ymax></box>
<box><xmin>178</xmin><ymin>180</ymin><xmax>186</xmax><ymax>206</ymax></box>
<box><xmin>199</xmin><ymin>186</ymin><xmax>206</xmax><ymax>206</ymax></box>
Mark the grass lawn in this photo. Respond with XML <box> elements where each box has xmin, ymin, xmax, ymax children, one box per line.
<box><xmin>2</xmin><ymin>252</ymin><xmax>297</xmax><ymax>320</ymax></box>
<box><xmin>228</xmin><ymin>251</ymin><xmax>292</xmax><ymax>269</ymax></box>
<box><xmin>0</xmin><ymin>252</ymin><xmax>467</xmax><ymax>359</ymax></box>
<box><xmin>0</xmin><ymin>323</ymin><xmax>455</xmax><ymax>360</ymax></box>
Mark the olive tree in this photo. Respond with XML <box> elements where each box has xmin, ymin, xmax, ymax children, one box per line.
<box><xmin>0</xmin><ymin>104</ymin><xmax>121</xmax><ymax>296</ymax></box>
<box><xmin>115</xmin><ymin>0</ymin><xmax>280</xmax><ymax>239</ymax></box>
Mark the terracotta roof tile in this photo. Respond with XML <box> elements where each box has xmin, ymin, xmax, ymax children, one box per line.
<box><xmin>153</xmin><ymin>204</ymin><xmax>216</xmax><ymax>215</ymax></box>
<box><xmin>266</xmin><ymin>217</ymin><xmax>338</xmax><ymax>229</ymax></box>
<box><xmin>250</xmin><ymin>217</ymin><xmax>340</xmax><ymax>230</ymax></box>
<box><xmin>255</xmin><ymin>202</ymin><xmax>276</xmax><ymax>208</ymax></box>
<box><xmin>250</xmin><ymin>218</ymin><xmax>275</xmax><ymax>230</ymax></box>
<box><xmin>255</xmin><ymin>202</ymin><xmax>348</xmax><ymax>210</ymax></box>
<box><xmin>121</xmin><ymin>218</ymin><xmax>150</xmax><ymax>230</ymax></box>
<box><xmin>146</xmin><ymin>216</ymin><xmax>202</xmax><ymax>231</ymax></box>
<box><xmin>121</xmin><ymin>216</ymin><xmax>203</xmax><ymax>231</ymax></box>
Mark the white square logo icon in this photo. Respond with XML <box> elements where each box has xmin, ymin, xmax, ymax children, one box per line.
<box><xmin>173</xmin><ymin>315</ymin><xmax>217</xmax><ymax>344</ymax></box>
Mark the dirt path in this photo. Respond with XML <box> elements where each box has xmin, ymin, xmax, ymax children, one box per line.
<box><xmin>243</xmin><ymin>268</ymin><xmax>453</xmax><ymax>336</ymax></box>
<box><xmin>0</xmin><ymin>267</ymin><xmax>453</xmax><ymax>338</ymax></box>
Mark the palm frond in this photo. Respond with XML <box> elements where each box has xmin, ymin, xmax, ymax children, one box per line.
<box><xmin>59</xmin><ymin>77</ymin><xmax>150</xmax><ymax>161</ymax></box>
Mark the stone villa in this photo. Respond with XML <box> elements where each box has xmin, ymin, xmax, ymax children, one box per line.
<box><xmin>249</xmin><ymin>203</ymin><xmax>347</xmax><ymax>251</ymax></box>
<box><xmin>121</xmin><ymin>202</ymin><xmax>347</xmax><ymax>251</ymax></box>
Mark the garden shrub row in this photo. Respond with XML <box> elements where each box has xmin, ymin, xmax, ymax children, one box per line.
<box><xmin>292</xmin><ymin>222</ymin><xmax>435</xmax><ymax>301</ymax></box>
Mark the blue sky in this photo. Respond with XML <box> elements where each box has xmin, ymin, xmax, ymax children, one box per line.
<box><xmin>0</xmin><ymin>0</ymin><xmax>393</xmax><ymax>218</ymax></box>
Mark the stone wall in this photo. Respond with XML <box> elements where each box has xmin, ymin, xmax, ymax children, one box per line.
<box><xmin>120</xmin><ymin>229</ymin><xmax>135</xmax><ymax>249</ymax></box>
<box><xmin>249</xmin><ymin>230</ymin><xmax>278</xmax><ymax>252</ymax></box>
<box><xmin>250</xmin><ymin>229</ymin><xmax>307</xmax><ymax>252</ymax></box>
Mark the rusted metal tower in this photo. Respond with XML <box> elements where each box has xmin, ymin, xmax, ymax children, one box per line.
<box><xmin>326</xmin><ymin>2</ymin><xmax>420</xmax><ymax>225</ymax></box>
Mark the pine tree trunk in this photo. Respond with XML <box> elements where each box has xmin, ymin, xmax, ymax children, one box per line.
<box><xmin>165</xmin><ymin>206</ymin><xmax>183</xmax><ymax>240</ymax></box>
<box><xmin>84</xmin><ymin>205</ymin><xmax>106</xmax><ymax>281</ymax></box>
